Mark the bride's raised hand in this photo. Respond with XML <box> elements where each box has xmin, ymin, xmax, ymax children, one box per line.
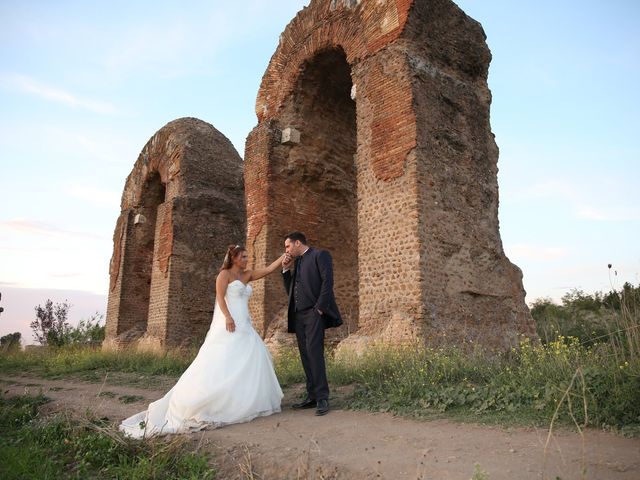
<box><xmin>225</xmin><ymin>315</ymin><xmax>236</xmax><ymax>333</ymax></box>
<box><xmin>282</xmin><ymin>252</ymin><xmax>293</xmax><ymax>270</ymax></box>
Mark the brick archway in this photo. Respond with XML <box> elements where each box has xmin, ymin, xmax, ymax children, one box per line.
<box><xmin>104</xmin><ymin>118</ymin><xmax>245</xmax><ymax>350</ymax></box>
<box><xmin>247</xmin><ymin>0</ymin><xmax>535</xmax><ymax>350</ymax></box>
<box><xmin>109</xmin><ymin>170</ymin><xmax>166</xmax><ymax>341</ymax></box>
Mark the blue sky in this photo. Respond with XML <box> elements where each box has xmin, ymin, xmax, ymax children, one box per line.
<box><xmin>1</xmin><ymin>0</ymin><xmax>638</xmax><ymax>342</ymax></box>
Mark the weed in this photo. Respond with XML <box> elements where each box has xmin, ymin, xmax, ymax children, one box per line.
<box><xmin>97</xmin><ymin>391</ymin><xmax>117</xmax><ymax>398</ymax></box>
<box><xmin>0</xmin><ymin>392</ymin><xmax>215</xmax><ymax>479</ymax></box>
<box><xmin>118</xmin><ymin>394</ymin><xmax>145</xmax><ymax>404</ymax></box>
<box><xmin>471</xmin><ymin>463</ymin><xmax>490</xmax><ymax>480</ymax></box>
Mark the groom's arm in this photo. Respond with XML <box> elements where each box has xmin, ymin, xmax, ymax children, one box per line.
<box><xmin>282</xmin><ymin>269</ymin><xmax>292</xmax><ymax>294</ymax></box>
<box><xmin>315</xmin><ymin>250</ymin><xmax>334</xmax><ymax>314</ymax></box>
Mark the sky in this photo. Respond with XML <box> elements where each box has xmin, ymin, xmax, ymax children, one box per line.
<box><xmin>1</xmin><ymin>0</ymin><xmax>639</xmax><ymax>344</ymax></box>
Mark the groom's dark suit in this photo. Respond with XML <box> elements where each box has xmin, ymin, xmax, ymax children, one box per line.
<box><xmin>283</xmin><ymin>247</ymin><xmax>342</xmax><ymax>401</ymax></box>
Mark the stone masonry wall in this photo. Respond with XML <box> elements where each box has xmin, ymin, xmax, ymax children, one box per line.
<box><xmin>247</xmin><ymin>0</ymin><xmax>536</xmax><ymax>351</ymax></box>
<box><xmin>104</xmin><ymin>118</ymin><xmax>245</xmax><ymax>350</ymax></box>
<box><xmin>402</xmin><ymin>0</ymin><xmax>536</xmax><ymax>348</ymax></box>
<box><xmin>106</xmin><ymin>0</ymin><xmax>536</xmax><ymax>352</ymax></box>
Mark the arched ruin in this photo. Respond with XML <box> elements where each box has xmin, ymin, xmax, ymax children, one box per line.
<box><xmin>104</xmin><ymin>118</ymin><xmax>245</xmax><ymax>350</ymax></box>
<box><xmin>104</xmin><ymin>0</ymin><xmax>536</xmax><ymax>353</ymax></box>
<box><xmin>245</xmin><ymin>0</ymin><xmax>536</xmax><ymax>350</ymax></box>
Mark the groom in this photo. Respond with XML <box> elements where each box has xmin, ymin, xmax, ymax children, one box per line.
<box><xmin>282</xmin><ymin>232</ymin><xmax>342</xmax><ymax>416</ymax></box>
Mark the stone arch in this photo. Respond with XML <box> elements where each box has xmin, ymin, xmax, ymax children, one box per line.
<box><xmin>269</xmin><ymin>46</ymin><xmax>359</xmax><ymax>338</ymax></box>
<box><xmin>246</xmin><ymin>0</ymin><xmax>536</xmax><ymax>351</ymax></box>
<box><xmin>104</xmin><ymin>117</ymin><xmax>245</xmax><ymax>350</ymax></box>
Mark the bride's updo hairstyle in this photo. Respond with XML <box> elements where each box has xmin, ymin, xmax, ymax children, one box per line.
<box><xmin>220</xmin><ymin>244</ymin><xmax>246</xmax><ymax>271</ymax></box>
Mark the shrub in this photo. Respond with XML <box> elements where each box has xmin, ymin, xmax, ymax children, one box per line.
<box><xmin>0</xmin><ymin>332</ymin><xmax>21</xmax><ymax>353</ymax></box>
<box><xmin>61</xmin><ymin>312</ymin><xmax>105</xmax><ymax>346</ymax></box>
<box><xmin>30</xmin><ymin>299</ymin><xmax>71</xmax><ymax>346</ymax></box>
<box><xmin>531</xmin><ymin>283</ymin><xmax>640</xmax><ymax>349</ymax></box>
<box><xmin>30</xmin><ymin>299</ymin><xmax>105</xmax><ymax>348</ymax></box>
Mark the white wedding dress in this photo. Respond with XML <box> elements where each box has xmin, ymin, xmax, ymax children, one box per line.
<box><xmin>119</xmin><ymin>280</ymin><xmax>283</xmax><ymax>438</ymax></box>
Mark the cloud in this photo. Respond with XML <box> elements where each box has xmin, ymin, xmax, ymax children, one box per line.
<box><xmin>103</xmin><ymin>24</ymin><xmax>191</xmax><ymax>76</ymax></box>
<box><xmin>507</xmin><ymin>243</ymin><xmax>569</xmax><ymax>262</ymax></box>
<box><xmin>66</xmin><ymin>183</ymin><xmax>121</xmax><ymax>208</ymax></box>
<box><xmin>0</xmin><ymin>239</ymin><xmax>110</xmax><ymax>294</ymax></box>
<box><xmin>100</xmin><ymin>0</ymin><xmax>293</xmax><ymax>78</ymax></box>
<box><xmin>0</xmin><ymin>73</ymin><xmax>119</xmax><ymax>114</ymax></box>
<box><xmin>40</xmin><ymin>126</ymin><xmax>138</xmax><ymax>166</ymax></box>
<box><xmin>524</xmin><ymin>179</ymin><xmax>640</xmax><ymax>221</ymax></box>
<box><xmin>100</xmin><ymin>10</ymin><xmax>233</xmax><ymax>78</ymax></box>
<box><xmin>575</xmin><ymin>206</ymin><xmax>640</xmax><ymax>222</ymax></box>
<box><xmin>0</xmin><ymin>219</ymin><xmax>103</xmax><ymax>240</ymax></box>
<box><xmin>526</xmin><ymin>179</ymin><xmax>576</xmax><ymax>198</ymax></box>
<box><xmin>51</xmin><ymin>272</ymin><xmax>84</xmax><ymax>278</ymax></box>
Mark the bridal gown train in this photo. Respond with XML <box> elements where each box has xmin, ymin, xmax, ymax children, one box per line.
<box><xmin>119</xmin><ymin>280</ymin><xmax>283</xmax><ymax>438</ymax></box>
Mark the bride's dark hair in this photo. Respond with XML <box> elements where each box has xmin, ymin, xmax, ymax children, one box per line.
<box><xmin>220</xmin><ymin>244</ymin><xmax>246</xmax><ymax>271</ymax></box>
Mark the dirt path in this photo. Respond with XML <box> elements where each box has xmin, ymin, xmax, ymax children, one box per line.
<box><xmin>2</xmin><ymin>374</ymin><xmax>639</xmax><ymax>480</ymax></box>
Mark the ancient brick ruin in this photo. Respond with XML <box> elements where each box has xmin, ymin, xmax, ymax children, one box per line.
<box><xmin>104</xmin><ymin>118</ymin><xmax>245</xmax><ymax>350</ymax></box>
<box><xmin>246</xmin><ymin>0</ymin><xmax>535</xmax><ymax>351</ymax></box>
<box><xmin>105</xmin><ymin>0</ymin><xmax>536</xmax><ymax>353</ymax></box>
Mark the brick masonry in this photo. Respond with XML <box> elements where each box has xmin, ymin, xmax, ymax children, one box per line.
<box><xmin>104</xmin><ymin>0</ymin><xmax>536</xmax><ymax>353</ymax></box>
<box><xmin>247</xmin><ymin>0</ymin><xmax>536</xmax><ymax>352</ymax></box>
<box><xmin>104</xmin><ymin>118</ymin><xmax>245</xmax><ymax>350</ymax></box>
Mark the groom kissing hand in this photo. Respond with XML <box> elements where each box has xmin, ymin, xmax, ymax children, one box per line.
<box><xmin>282</xmin><ymin>231</ymin><xmax>342</xmax><ymax>416</ymax></box>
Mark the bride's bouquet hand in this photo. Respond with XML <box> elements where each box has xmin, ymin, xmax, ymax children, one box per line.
<box><xmin>225</xmin><ymin>315</ymin><xmax>236</xmax><ymax>332</ymax></box>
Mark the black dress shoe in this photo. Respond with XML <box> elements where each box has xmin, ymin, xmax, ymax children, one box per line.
<box><xmin>316</xmin><ymin>399</ymin><xmax>329</xmax><ymax>416</ymax></box>
<box><xmin>292</xmin><ymin>397</ymin><xmax>317</xmax><ymax>409</ymax></box>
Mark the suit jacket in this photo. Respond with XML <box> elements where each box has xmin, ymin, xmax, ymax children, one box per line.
<box><xmin>282</xmin><ymin>247</ymin><xmax>343</xmax><ymax>333</ymax></box>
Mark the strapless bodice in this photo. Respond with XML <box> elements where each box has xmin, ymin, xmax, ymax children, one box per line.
<box><xmin>221</xmin><ymin>280</ymin><xmax>253</xmax><ymax>330</ymax></box>
<box><xmin>226</xmin><ymin>280</ymin><xmax>253</xmax><ymax>299</ymax></box>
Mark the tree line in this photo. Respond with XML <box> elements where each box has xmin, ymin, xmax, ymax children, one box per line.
<box><xmin>2</xmin><ymin>282</ymin><xmax>638</xmax><ymax>351</ymax></box>
<box><xmin>1</xmin><ymin>298</ymin><xmax>104</xmax><ymax>352</ymax></box>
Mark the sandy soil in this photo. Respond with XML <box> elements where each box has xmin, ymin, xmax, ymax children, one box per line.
<box><xmin>1</xmin><ymin>374</ymin><xmax>639</xmax><ymax>480</ymax></box>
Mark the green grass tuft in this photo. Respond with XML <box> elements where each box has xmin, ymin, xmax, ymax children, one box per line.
<box><xmin>0</xmin><ymin>345</ymin><xmax>195</xmax><ymax>379</ymax></box>
<box><xmin>0</xmin><ymin>392</ymin><xmax>215</xmax><ymax>479</ymax></box>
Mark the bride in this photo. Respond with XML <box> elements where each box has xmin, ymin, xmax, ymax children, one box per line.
<box><xmin>120</xmin><ymin>245</ymin><xmax>284</xmax><ymax>438</ymax></box>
